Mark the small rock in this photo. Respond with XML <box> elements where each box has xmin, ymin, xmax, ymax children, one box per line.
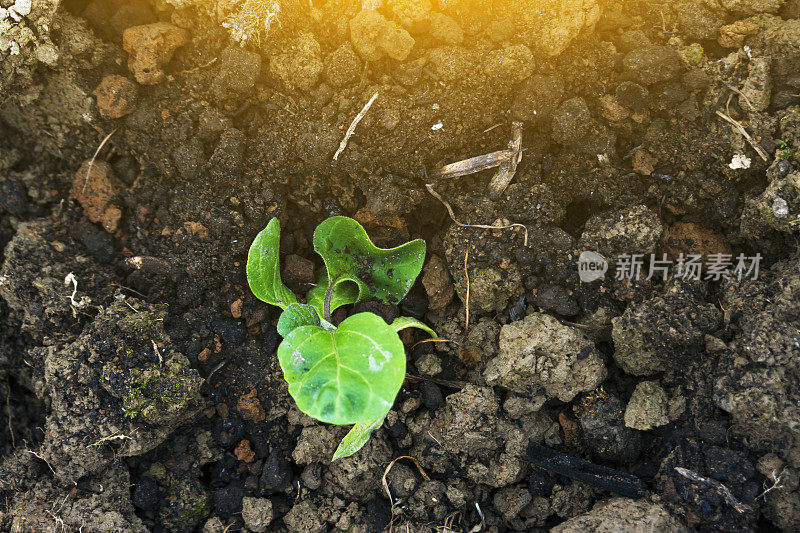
<box><xmin>292</xmin><ymin>426</ymin><xmax>337</xmax><ymax>464</ymax></box>
<box><xmin>494</xmin><ymin>485</ymin><xmax>532</xmax><ymax>521</ymax></box>
<box><xmin>70</xmin><ymin>160</ymin><xmax>123</xmax><ymax>233</ymax></box>
<box><xmin>213</xmin><ymin>47</ymin><xmax>261</xmax><ymax>97</ymax></box>
<box><xmin>718</xmin><ymin>20</ymin><xmax>761</xmax><ymax>48</ymax></box>
<box><xmin>484</xmin><ymin>44</ymin><xmax>534</xmax><ymax>85</ymax></box>
<box><xmin>260</xmin><ymin>452</ymin><xmax>293</xmax><ymax>493</ymax></box>
<box><xmin>421</xmin><ymin>381</ymin><xmax>444</xmax><ymax>410</ymax></box>
<box><xmin>598</xmin><ymin>94</ymin><xmax>630</xmax><ymax>122</ymax></box>
<box><xmin>94</xmin><ymin>75</ymin><xmax>137</xmax><ymax>119</ymax></box>
<box><xmin>623</xmin><ymin>46</ymin><xmax>684</xmax><ymax>85</ymax></box>
<box><xmin>533</xmin><ymin>285</ymin><xmax>579</xmax><ymax>316</ymax></box>
<box><xmin>325</xmin><ymin>43</ymin><xmax>361</xmax><ymax>87</ymax></box>
<box><xmin>578</xmin><ymin>205</ymin><xmax>663</xmax><ymax>260</ymax></box>
<box><xmin>285</xmin><ymin>499</ymin><xmax>326</xmax><ymax>533</ymax></box>
<box><xmin>683</xmin><ymin>68</ymin><xmax>712</xmax><ymax>91</ymax></box>
<box><xmin>237</xmin><ymin>389</ymin><xmax>266</xmax><ymax>422</ymax></box>
<box><xmin>612</xmin><ymin>283</ymin><xmax>722</xmax><ymax>376</ymax></box>
<box><xmin>552</xmin><ymin>97</ymin><xmax>592</xmax><ymax>146</ymax></box>
<box><xmin>230</xmin><ymin>298</ymin><xmax>243</xmax><ymax>318</ymax></box>
<box><xmin>385</xmin><ymin>463</ymin><xmax>419</xmax><ymax>498</ymax></box>
<box><xmin>422</xmin><ymin>255</ymin><xmax>454</xmax><ymax>311</ymax></box>
<box><xmin>616</xmin><ymin>29</ymin><xmax>651</xmax><ymax>53</ymax></box>
<box><xmin>183</xmin><ymin>221</ymin><xmax>210</xmax><ymax>239</ymax></box>
<box><xmin>241</xmin><ymin>497</ymin><xmax>273</xmax><ymax>533</ymax></box>
<box><xmin>552</xmin><ymin>497</ymin><xmax>687</xmax><ymax>532</ymax></box>
<box><xmin>740</xmin><ymin>56</ymin><xmax>772</xmax><ymax>112</ymax></box>
<box><xmin>632</xmin><ymin>149</ymin><xmax>657</xmax><ymax>175</ymax></box>
<box><xmin>485</xmin><ymin>313</ymin><xmax>607</xmax><ymax>402</ymax></box>
<box><xmin>270</xmin><ymin>32</ymin><xmax>322</xmax><ymax>91</ymax></box>
<box><xmin>616</xmin><ymin>81</ymin><xmax>650</xmax><ymax>113</ymax></box>
<box><xmin>429</xmin><ymin>12</ymin><xmax>463</xmax><ymax>44</ymax></box>
<box><xmin>624</xmin><ymin>381</ymin><xmax>670</xmax><ymax>430</ymax></box>
<box><xmin>300</xmin><ymin>463</ymin><xmax>323</xmax><ymax>490</ymax></box>
<box><xmin>773</xmin><ymin>197</ymin><xmax>790</xmax><ymax>218</ymax></box>
<box><xmin>202</xmin><ymin>517</ymin><xmax>224</xmax><ymax>533</ymax></box>
<box><xmin>122</xmin><ymin>22</ymin><xmax>189</xmax><ymax>85</ymax></box>
<box><xmin>676</xmin><ymin>1</ymin><xmax>722</xmax><ymax>40</ymax></box>
<box><xmin>234</xmin><ymin>439</ymin><xmax>256</xmax><ymax>463</ymax></box>
<box><xmin>349</xmin><ymin>9</ymin><xmax>415</xmax><ymax>61</ymax></box>
<box><xmin>504</xmin><ymin>394</ymin><xmax>546</xmax><ymax>417</ymax></box>
<box><xmin>132</xmin><ymin>477</ymin><xmax>162</xmax><ymax>512</ymax></box>
<box><xmin>415</xmin><ymin>352</ymin><xmax>442</xmax><ymax>376</ymax></box>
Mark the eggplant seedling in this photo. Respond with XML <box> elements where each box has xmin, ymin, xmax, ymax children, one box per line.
<box><xmin>247</xmin><ymin>216</ymin><xmax>435</xmax><ymax>460</ymax></box>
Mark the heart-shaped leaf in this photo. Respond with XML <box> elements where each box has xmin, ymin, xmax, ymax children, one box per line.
<box><xmin>306</xmin><ymin>271</ymin><xmax>359</xmax><ymax>319</ymax></box>
<box><xmin>332</xmin><ymin>416</ymin><xmax>386</xmax><ymax>461</ymax></box>
<box><xmin>247</xmin><ymin>218</ymin><xmax>297</xmax><ymax>309</ymax></box>
<box><xmin>277</xmin><ymin>303</ymin><xmax>321</xmax><ymax>337</ymax></box>
<box><xmin>391</xmin><ymin>317</ymin><xmax>438</xmax><ymax>338</ymax></box>
<box><xmin>313</xmin><ymin>216</ymin><xmax>425</xmax><ymax>306</ymax></box>
<box><xmin>277</xmin><ymin>312</ymin><xmax>406</xmax><ymax>425</ymax></box>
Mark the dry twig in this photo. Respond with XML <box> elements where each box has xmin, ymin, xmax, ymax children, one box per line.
<box><xmin>89</xmin><ymin>433</ymin><xmax>133</xmax><ymax>447</ymax></box>
<box><xmin>675</xmin><ymin>466</ymin><xmax>753</xmax><ymax>513</ymax></box>
<box><xmin>425</xmin><ymin>184</ymin><xmax>528</xmax><ymax>246</ymax></box>
<box><xmin>27</xmin><ymin>449</ymin><xmax>57</xmax><ymax>477</ymax></box>
<box><xmin>464</xmin><ymin>246</ymin><xmax>470</xmax><ymax>332</ymax></box>
<box><xmin>487</xmin><ymin>121</ymin><xmax>523</xmax><ymax>199</ymax></box>
<box><xmin>430</xmin><ymin>149</ymin><xmax>520</xmax><ymax>179</ymax></box>
<box><xmin>382</xmin><ymin>456</ymin><xmax>431</xmax><ymax>503</ymax></box>
<box><xmin>754</xmin><ymin>468</ymin><xmax>787</xmax><ymax>502</ymax></box>
<box><xmin>715</xmin><ymin>110</ymin><xmax>768</xmax><ymax>162</ymax></box>
<box><xmin>82</xmin><ymin>128</ymin><xmax>117</xmax><ymax>193</ymax></box>
<box><xmin>333</xmin><ymin>91</ymin><xmax>378</xmax><ymax>161</ymax></box>
<box><xmin>179</xmin><ymin>57</ymin><xmax>217</xmax><ymax>75</ymax></box>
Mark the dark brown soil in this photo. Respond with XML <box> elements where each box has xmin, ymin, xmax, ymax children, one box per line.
<box><xmin>2</xmin><ymin>0</ymin><xmax>800</xmax><ymax>531</ymax></box>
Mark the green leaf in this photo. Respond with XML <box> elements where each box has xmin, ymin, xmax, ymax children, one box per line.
<box><xmin>277</xmin><ymin>303</ymin><xmax>321</xmax><ymax>337</ymax></box>
<box><xmin>277</xmin><ymin>313</ymin><xmax>406</xmax><ymax>425</ymax></box>
<box><xmin>391</xmin><ymin>317</ymin><xmax>438</xmax><ymax>338</ymax></box>
<box><xmin>306</xmin><ymin>271</ymin><xmax>359</xmax><ymax>319</ymax></box>
<box><xmin>247</xmin><ymin>218</ymin><xmax>297</xmax><ymax>309</ymax></box>
<box><xmin>332</xmin><ymin>416</ymin><xmax>386</xmax><ymax>461</ymax></box>
<box><xmin>313</xmin><ymin>216</ymin><xmax>425</xmax><ymax>306</ymax></box>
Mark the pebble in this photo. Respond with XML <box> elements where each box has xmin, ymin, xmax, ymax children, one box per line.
<box><xmin>260</xmin><ymin>452</ymin><xmax>293</xmax><ymax>494</ymax></box>
<box><xmin>94</xmin><ymin>75</ymin><xmax>137</xmax><ymax>119</ymax></box>
<box><xmin>131</xmin><ymin>477</ymin><xmax>162</xmax><ymax>511</ymax></box>
<box><xmin>422</xmin><ymin>255</ymin><xmax>454</xmax><ymax>311</ymax></box>
<box><xmin>122</xmin><ymin>22</ymin><xmax>189</xmax><ymax>85</ymax></box>
<box><xmin>421</xmin><ymin>381</ymin><xmax>444</xmax><ymax>411</ymax></box>
<box><xmin>70</xmin><ymin>160</ymin><xmax>123</xmax><ymax>233</ymax></box>
<box><xmin>624</xmin><ymin>381</ymin><xmax>670</xmax><ymax>431</ymax></box>
<box><xmin>242</xmin><ymin>497</ymin><xmax>273</xmax><ymax>533</ymax></box>
<box><xmin>349</xmin><ymin>9</ymin><xmax>415</xmax><ymax>61</ymax></box>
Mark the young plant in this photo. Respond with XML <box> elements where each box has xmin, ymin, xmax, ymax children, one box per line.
<box><xmin>247</xmin><ymin>216</ymin><xmax>435</xmax><ymax>460</ymax></box>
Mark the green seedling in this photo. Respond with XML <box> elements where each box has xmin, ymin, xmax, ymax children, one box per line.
<box><xmin>247</xmin><ymin>216</ymin><xmax>435</xmax><ymax>460</ymax></box>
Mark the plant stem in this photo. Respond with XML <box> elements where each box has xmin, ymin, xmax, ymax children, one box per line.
<box><xmin>324</xmin><ymin>275</ymin><xmax>341</xmax><ymax>323</ymax></box>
